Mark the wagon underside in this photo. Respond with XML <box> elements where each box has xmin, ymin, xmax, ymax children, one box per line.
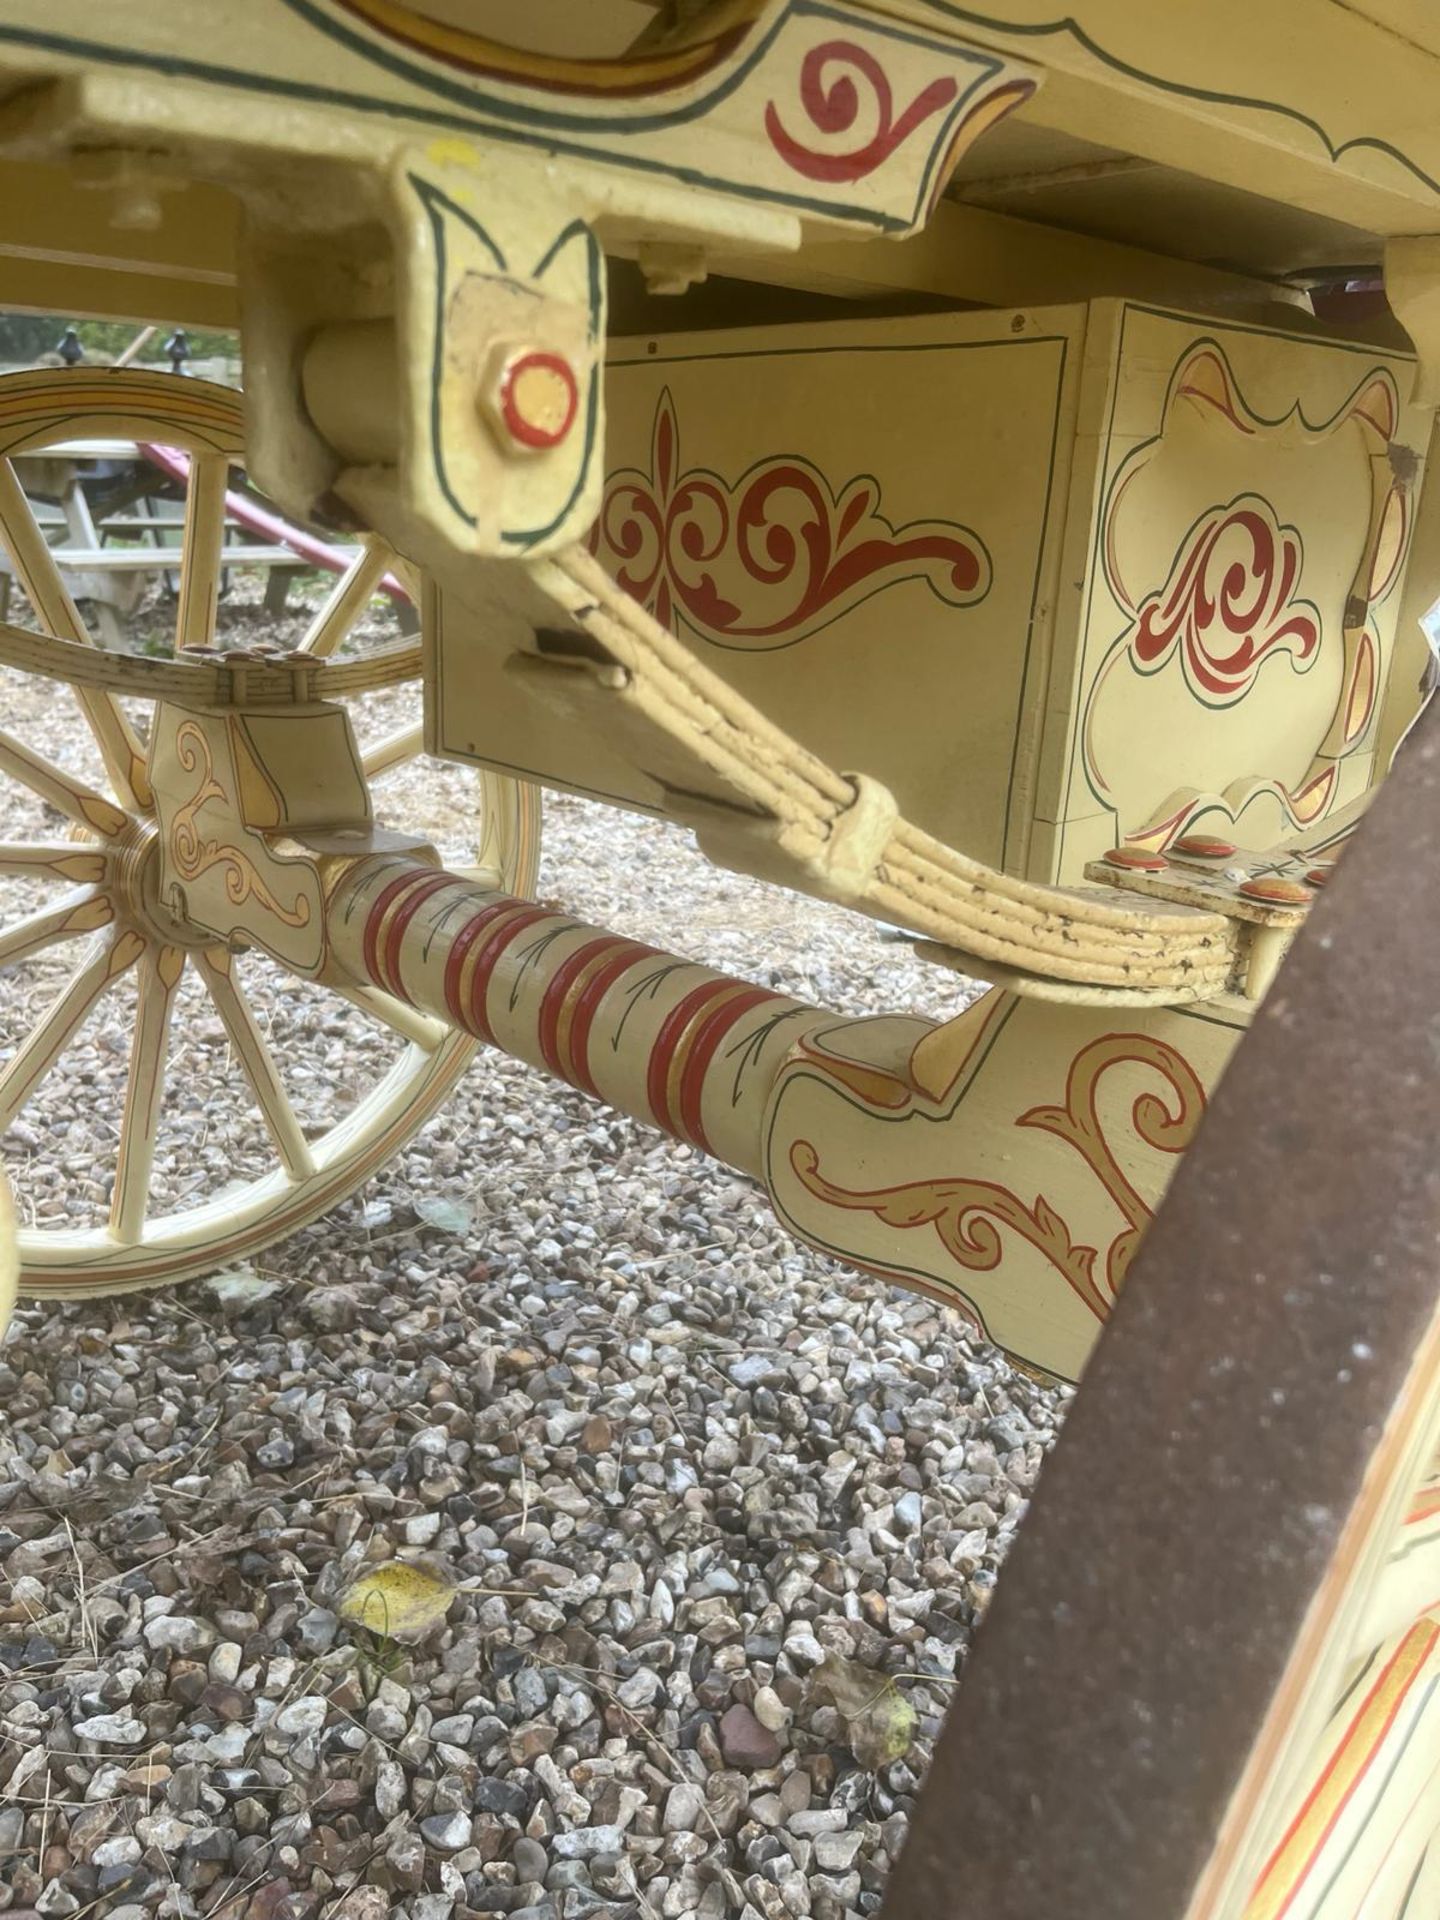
<box><xmin>2</xmin><ymin>6</ymin><xmax>1440</xmax><ymax>1919</ymax></box>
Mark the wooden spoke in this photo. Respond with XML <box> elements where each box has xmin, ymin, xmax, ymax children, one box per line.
<box><xmin>0</xmin><ymin>930</ymin><xmax>143</xmax><ymax>1136</ymax></box>
<box><xmin>109</xmin><ymin>945</ymin><xmax>184</xmax><ymax>1244</ymax></box>
<box><xmin>0</xmin><ymin>457</ymin><xmax>150</xmax><ymax>810</ymax></box>
<box><xmin>197</xmin><ymin>948</ymin><xmax>317</xmax><ymax>1181</ymax></box>
<box><xmin>0</xmin><ymin>842</ymin><xmax>109</xmax><ymax>884</ymax></box>
<box><xmin>298</xmin><ymin>537</ymin><xmax>391</xmax><ymax>658</ymax></box>
<box><xmin>329</xmin><ymin>979</ymin><xmax>447</xmax><ymax>1052</ymax></box>
<box><xmin>174</xmin><ymin>452</ymin><xmax>229</xmax><ymax>651</ymax></box>
<box><xmin>360</xmin><ymin>722</ymin><xmax>423</xmax><ymax>780</ymax></box>
<box><xmin>0</xmin><ymin>727</ymin><xmax>129</xmax><ymax>838</ymax></box>
<box><xmin>0</xmin><ymin>887</ymin><xmax>112</xmax><ymax>974</ymax></box>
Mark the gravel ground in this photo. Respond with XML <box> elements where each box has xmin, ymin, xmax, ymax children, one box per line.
<box><xmin>0</xmin><ymin>576</ymin><xmax>1067</xmax><ymax>1920</ymax></box>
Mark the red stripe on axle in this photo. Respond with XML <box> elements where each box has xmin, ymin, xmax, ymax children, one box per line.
<box><xmin>568</xmin><ymin>941</ymin><xmax>664</xmax><ymax>1098</ymax></box>
<box><xmin>466</xmin><ymin>906</ymin><xmax>554</xmax><ymax>1044</ymax></box>
<box><xmin>381</xmin><ymin>873</ymin><xmax>465</xmax><ymax>1003</ymax></box>
<box><xmin>646</xmin><ymin>978</ymin><xmax>739</xmax><ymax>1143</ymax></box>
<box><xmin>362</xmin><ymin>870</ymin><xmax>429</xmax><ymax>992</ymax></box>
<box><xmin>537</xmin><ymin>935</ymin><xmax>648</xmax><ymax>1089</ymax></box>
<box><xmin>677</xmin><ymin>984</ymin><xmax>779</xmax><ymax>1152</ymax></box>
<box><xmin>442</xmin><ymin>899</ymin><xmax>523</xmax><ymax>1029</ymax></box>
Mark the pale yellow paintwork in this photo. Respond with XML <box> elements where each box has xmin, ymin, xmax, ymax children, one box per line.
<box><xmin>0</xmin><ymin>7</ymin><xmax>1437</xmax><ymax>1909</ymax></box>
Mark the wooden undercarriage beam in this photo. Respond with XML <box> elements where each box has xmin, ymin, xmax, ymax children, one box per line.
<box><xmin>0</xmin><ymin>158</ymin><xmax>239</xmax><ymax>327</ymax></box>
<box><xmin>708</xmin><ymin>194</ymin><xmax>1310</xmax><ymax>320</ymax></box>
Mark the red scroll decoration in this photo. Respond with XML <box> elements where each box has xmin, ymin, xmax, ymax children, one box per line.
<box><xmin>591</xmin><ymin>388</ymin><xmax>990</xmax><ymax>650</ymax></box>
<box><xmin>1128</xmin><ymin>497</ymin><xmax>1322</xmax><ymax>705</ymax></box>
<box><xmin>788</xmin><ymin>1031</ymin><xmax>1206</xmax><ymax>1326</ymax></box>
<box><xmin>764</xmin><ymin>40</ymin><xmax>959</xmax><ymax>183</ymax></box>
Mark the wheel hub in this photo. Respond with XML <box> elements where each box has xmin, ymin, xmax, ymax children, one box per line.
<box><xmin>109</xmin><ymin>817</ymin><xmax>207</xmax><ymax>949</ymax></box>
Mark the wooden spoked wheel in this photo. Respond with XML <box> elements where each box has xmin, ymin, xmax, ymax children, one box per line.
<box><xmin>0</xmin><ymin>369</ymin><xmax>540</xmax><ymax>1298</ymax></box>
<box><xmin>884</xmin><ymin>718</ymin><xmax>1440</xmax><ymax>1920</ymax></box>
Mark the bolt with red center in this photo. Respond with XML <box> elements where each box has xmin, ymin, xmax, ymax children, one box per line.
<box><xmin>479</xmin><ymin>343</ymin><xmax>579</xmax><ymax>454</ymax></box>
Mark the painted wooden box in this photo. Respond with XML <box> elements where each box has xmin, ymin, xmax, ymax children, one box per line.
<box><xmin>431</xmin><ymin>298</ymin><xmax>1426</xmax><ymax>884</ymax></box>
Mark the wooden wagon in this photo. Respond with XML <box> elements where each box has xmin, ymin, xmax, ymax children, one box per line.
<box><xmin>0</xmin><ymin>3</ymin><xmax>1438</xmax><ymax>1913</ymax></box>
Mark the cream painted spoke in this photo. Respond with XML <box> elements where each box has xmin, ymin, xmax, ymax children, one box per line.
<box><xmin>0</xmin><ymin>887</ymin><xmax>112</xmax><ymax>974</ymax></box>
<box><xmin>360</xmin><ymin>722</ymin><xmax>423</xmax><ymax>780</ymax></box>
<box><xmin>0</xmin><ymin>842</ymin><xmax>109</xmax><ymax>884</ymax></box>
<box><xmin>75</xmin><ymin>690</ymin><xmax>150</xmax><ymax>815</ymax></box>
<box><xmin>0</xmin><ymin>930</ymin><xmax>143</xmax><ymax>1136</ymax></box>
<box><xmin>298</xmin><ymin>537</ymin><xmax>391</xmax><ymax>658</ymax></box>
<box><xmin>0</xmin><ymin>727</ymin><xmax>129</xmax><ymax>838</ymax></box>
<box><xmin>388</xmin><ymin>554</ymin><xmax>423</xmax><ymax>604</ymax></box>
<box><xmin>197</xmin><ymin>948</ymin><xmax>316</xmax><ymax>1181</ymax></box>
<box><xmin>0</xmin><ymin>457</ymin><xmax>150</xmax><ymax>810</ymax></box>
<box><xmin>329</xmin><ymin>979</ymin><xmax>447</xmax><ymax>1052</ymax></box>
<box><xmin>175</xmin><ymin>452</ymin><xmax>229</xmax><ymax>651</ymax></box>
<box><xmin>110</xmin><ymin>945</ymin><xmax>184</xmax><ymax>1244</ymax></box>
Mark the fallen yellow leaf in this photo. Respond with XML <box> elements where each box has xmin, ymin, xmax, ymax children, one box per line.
<box><xmin>810</xmin><ymin>1652</ymin><xmax>917</xmax><ymax>1770</ymax></box>
<box><xmin>337</xmin><ymin>1560</ymin><xmax>456</xmax><ymax>1642</ymax></box>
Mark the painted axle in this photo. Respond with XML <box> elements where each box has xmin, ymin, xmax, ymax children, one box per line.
<box><xmin>326</xmin><ymin>850</ymin><xmax>1246</xmax><ymax>1387</ymax></box>
<box><xmin>328</xmin><ymin>853</ymin><xmax>833</xmax><ymax>1179</ymax></box>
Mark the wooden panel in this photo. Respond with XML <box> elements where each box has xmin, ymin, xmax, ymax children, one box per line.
<box><xmin>596</xmin><ymin>308</ymin><xmax>1081</xmax><ymax>867</ymax></box>
<box><xmin>434</xmin><ymin>297</ymin><xmax>1426</xmax><ymax>898</ymax></box>
<box><xmin>765</xmin><ymin>988</ymin><xmax>1247</xmax><ymax>1383</ymax></box>
<box><xmin>891</xmin><ymin>0</ymin><xmax>1440</xmax><ymax>237</ymax></box>
<box><xmin>430</xmin><ymin>304</ymin><xmax>1084</xmax><ymax>852</ymax></box>
<box><xmin>0</xmin><ymin>1</ymin><xmax>1040</xmax><ymax>243</ymax></box>
<box><xmin>1039</xmin><ymin>302</ymin><xmax>1426</xmax><ymax>878</ymax></box>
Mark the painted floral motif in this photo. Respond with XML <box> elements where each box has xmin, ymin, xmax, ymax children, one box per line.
<box><xmin>1127</xmin><ymin>496</ymin><xmax>1321</xmax><ymax>706</ymax></box>
<box><xmin>764</xmin><ymin>39</ymin><xmax>959</xmax><ymax>183</ymax></box>
<box><xmin>591</xmin><ymin>388</ymin><xmax>990</xmax><ymax>650</ymax></box>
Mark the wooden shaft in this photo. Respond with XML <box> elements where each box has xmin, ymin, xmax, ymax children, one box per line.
<box><xmin>327</xmin><ymin>853</ymin><xmax>832</xmax><ymax>1178</ymax></box>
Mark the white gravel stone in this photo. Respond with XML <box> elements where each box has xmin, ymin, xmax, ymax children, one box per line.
<box><xmin>91</xmin><ymin>1837</ymin><xmax>143</xmax><ymax>1868</ymax></box>
<box><xmin>143</xmin><ymin>1614</ymin><xmax>215</xmax><ymax>1654</ymax></box>
<box><xmin>136</xmin><ymin>1813</ymin><xmax>193</xmax><ymax>1849</ymax></box>
<box><xmin>788</xmin><ymin>1808</ymin><xmax>848</xmax><ymax>1837</ymax></box>
<box><xmin>815</xmin><ymin>1829</ymin><xmax>866</xmax><ymax>1870</ymax></box>
<box><xmin>752</xmin><ymin>1686</ymin><xmax>791</xmax><ymax>1732</ymax></box>
<box><xmin>72</xmin><ymin>1713</ymin><xmax>145</xmax><ymax>1745</ymax></box>
<box><xmin>420</xmin><ymin>1811</ymin><xmax>472</xmax><ymax>1851</ymax></box>
<box><xmin>663</xmin><ymin>1783</ymin><xmax>706</xmax><ymax>1831</ymax></box>
<box><xmin>274</xmin><ymin>1695</ymin><xmax>330</xmax><ymax>1738</ymax></box>
<box><xmin>209</xmin><ymin>1642</ymin><xmax>243</xmax><ymax>1684</ymax></box>
<box><xmin>552</xmin><ymin>1826</ymin><xmax>627</xmax><ymax>1859</ymax></box>
<box><xmin>374</xmin><ymin>1757</ymin><xmax>407</xmax><ymax>1818</ymax></box>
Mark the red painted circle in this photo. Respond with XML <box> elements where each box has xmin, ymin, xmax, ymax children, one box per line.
<box><xmin>1172</xmin><ymin>834</ymin><xmax>1237</xmax><ymax>859</ymax></box>
<box><xmin>1238</xmin><ymin>875</ymin><xmax>1313</xmax><ymax>906</ymax></box>
<box><xmin>1305</xmin><ymin>865</ymin><xmax>1334</xmax><ymax>888</ymax></box>
<box><xmin>1104</xmin><ymin>847</ymin><xmax>1167</xmax><ymax>872</ymax></box>
<box><xmin>500</xmin><ymin>350</ymin><xmax>579</xmax><ymax>450</ymax></box>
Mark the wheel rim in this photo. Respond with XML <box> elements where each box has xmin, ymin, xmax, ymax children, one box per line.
<box><xmin>0</xmin><ymin>369</ymin><xmax>539</xmax><ymax>1296</ymax></box>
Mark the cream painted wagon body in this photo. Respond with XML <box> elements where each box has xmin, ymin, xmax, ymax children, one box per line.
<box><xmin>0</xmin><ymin>4</ymin><xmax>1439</xmax><ymax>1914</ymax></box>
